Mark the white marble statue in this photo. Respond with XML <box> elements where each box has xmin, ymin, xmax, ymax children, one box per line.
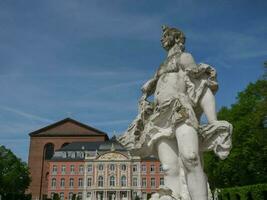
<box><xmin>118</xmin><ymin>25</ymin><xmax>232</xmax><ymax>200</ymax></box>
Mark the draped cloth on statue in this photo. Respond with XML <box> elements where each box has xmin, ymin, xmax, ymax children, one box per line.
<box><xmin>118</xmin><ymin>63</ymin><xmax>232</xmax><ymax>158</ymax></box>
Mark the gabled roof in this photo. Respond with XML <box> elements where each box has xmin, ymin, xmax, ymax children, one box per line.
<box><xmin>29</xmin><ymin>118</ymin><xmax>108</xmax><ymax>138</ymax></box>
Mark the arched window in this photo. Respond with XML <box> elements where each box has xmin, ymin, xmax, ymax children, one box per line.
<box><xmin>69</xmin><ymin>178</ymin><xmax>74</xmax><ymax>188</ymax></box>
<box><xmin>121</xmin><ymin>175</ymin><xmax>126</xmax><ymax>187</ymax></box>
<box><xmin>132</xmin><ymin>177</ymin><xmax>138</xmax><ymax>187</ymax></box>
<box><xmin>60</xmin><ymin>178</ymin><xmax>65</xmax><ymax>188</ymax></box>
<box><xmin>98</xmin><ymin>164</ymin><xmax>104</xmax><ymax>171</ymax></box>
<box><xmin>109</xmin><ymin>164</ymin><xmax>115</xmax><ymax>171</ymax></box>
<box><xmin>51</xmin><ymin>178</ymin><xmax>56</xmax><ymax>188</ymax></box>
<box><xmin>87</xmin><ymin>177</ymin><xmax>92</xmax><ymax>187</ymax></box>
<box><xmin>68</xmin><ymin>193</ymin><xmax>73</xmax><ymax>200</ymax></box>
<box><xmin>121</xmin><ymin>164</ymin><xmax>126</xmax><ymax>171</ymax></box>
<box><xmin>110</xmin><ymin>176</ymin><xmax>115</xmax><ymax>187</ymax></box>
<box><xmin>98</xmin><ymin>176</ymin><xmax>104</xmax><ymax>187</ymax></box>
<box><xmin>44</xmin><ymin>143</ymin><xmax>54</xmax><ymax>160</ymax></box>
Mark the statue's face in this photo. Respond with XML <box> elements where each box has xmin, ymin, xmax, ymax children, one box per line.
<box><xmin>161</xmin><ymin>30</ymin><xmax>175</xmax><ymax>51</ymax></box>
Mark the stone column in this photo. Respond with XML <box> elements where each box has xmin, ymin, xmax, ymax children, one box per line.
<box><xmin>104</xmin><ymin>190</ymin><xmax>107</xmax><ymax>200</ymax></box>
<box><xmin>116</xmin><ymin>191</ymin><xmax>119</xmax><ymax>200</ymax></box>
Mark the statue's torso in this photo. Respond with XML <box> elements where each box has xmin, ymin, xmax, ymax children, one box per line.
<box><xmin>155</xmin><ymin>53</ymin><xmax>187</xmax><ymax>105</ymax></box>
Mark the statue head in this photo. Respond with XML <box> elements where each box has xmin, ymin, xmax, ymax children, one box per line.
<box><xmin>161</xmin><ymin>25</ymin><xmax>186</xmax><ymax>51</ymax></box>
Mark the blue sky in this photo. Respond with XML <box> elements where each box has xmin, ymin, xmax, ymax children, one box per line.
<box><xmin>0</xmin><ymin>0</ymin><xmax>266</xmax><ymax>161</ymax></box>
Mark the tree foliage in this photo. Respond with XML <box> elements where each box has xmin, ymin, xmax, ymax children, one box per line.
<box><xmin>219</xmin><ymin>183</ymin><xmax>267</xmax><ymax>200</ymax></box>
<box><xmin>204</xmin><ymin>70</ymin><xmax>267</xmax><ymax>189</ymax></box>
<box><xmin>0</xmin><ymin>145</ymin><xmax>31</xmax><ymax>200</ymax></box>
<box><xmin>52</xmin><ymin>193</ymin><xmax>60</xmax><ymax>200</ymax></box>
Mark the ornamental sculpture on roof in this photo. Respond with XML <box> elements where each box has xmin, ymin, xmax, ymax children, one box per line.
<box><xmin>118</xmin><ymin>26</ymin><xmax>233</xmax><ymax>200</ymax></box>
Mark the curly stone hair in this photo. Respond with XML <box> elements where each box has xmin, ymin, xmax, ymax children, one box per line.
<box><xmin>162</xmin><ymin>25</ymin><xmax>186</xmax><ymax>51</ymax></box>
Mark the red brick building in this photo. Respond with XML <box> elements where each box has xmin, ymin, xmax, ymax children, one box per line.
<box><xmin>28</xmin><ymin>118</ymin><xmax>109</xmax><ymax>200</ymax></box>
<box><xmin>140</xmin><ymin>157</ymin><xmax>164</xmax><ymax>200</ymax></box>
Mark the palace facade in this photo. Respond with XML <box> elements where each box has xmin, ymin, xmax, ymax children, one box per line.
<box><xmin>47</xmin><ymin>139</ymin><xmax>164</xmax><ymax>200</ymax></box>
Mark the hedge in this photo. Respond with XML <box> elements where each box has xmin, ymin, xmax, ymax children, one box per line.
<box><xmin>218</xmin><ymin>184</ymin><xmax>267</xmax><ymax>200</ymax></box>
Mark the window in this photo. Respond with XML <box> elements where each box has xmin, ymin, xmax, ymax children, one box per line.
<box><xmin>79</xmin><ymin>165</ymin><xmax>84</xmax><ymax>174</ymax></box>
<box><xmin>51</xmin><ymin>193</ymin><xmax>55</xmax><ymax>199</ymax></box>
<box><xmin>78</xmin><ymin>192</ymin><xmax>82</xmax><ymax>200</ymax></box>
<box><xmin>60</xmin><ymin>178</ymin><xmax>65</xmax><ymax>188</ymax></box>
<box><xmin>121</xmin><ymin>175</ymin><xmax>126</xmax><ymax>187</ymax></box>
<box><xmin>151</xmin><ymin>178</ymin><xmax>155</xmax><ymax>187</ymax></box>
<box><xmin>142</xmin><ymin>192</ymin><xmax>147</xmax><ymax>200</ymax></box>
<box><xmin>141</xmin><ymin>164</ymin><xmax>146</xmax><ymax>172</ymax></box>
<box><xmin>60</xmin><ymin>192</ymin><xmax>64</xmax><ymax>200</ymax></box>
<box><xmin>68</xmin><ymin>192</ymin><xmax>73</xmax><ymax>200</ymax></box>
<box><xmin>121</xmin><ymin>164</ymin><xmax>126</xmax><ymax>171</ymax></box>
<box><xmin>51</xmin><ymin>178</ymin><xmax>56</xmax><ymax>188</ymax></box>
<box><xmin>109</xmin><ymin>164</ymin><xmax>115</xmax><ymax>171</ymax></box>
<box><xmin>78</xmin><ymin>178</ymin><xmax>83</xmax><ymax>187</ymax></box>
<box><xmin>70</xmin><ymin>165</ymin><xmax>75</xmax><ymax>174</ymax></box>
<box><xmin>133</xmin><ymin>192</ymin><xmax>137</xmax><ymax>199</ymax></box>
<box><xmin>87</xmin><ymin>164</ymin><xmax>92</xmax><ymax>172</ymax></box>
<box><xmin>150</xmin><ymin>164</ymin><xmax>155</xmax><ymax>172</ymax></box>
<box><xmin>98</xmin><ymin>176</ymin><xmax>104</xmax><ymax>187</ymax></box>
<box><xmin>61</xmin><ymin>165</ymin><xmax>66</xmax><ymax>174</ymax></box>
<box><xmin>142</xmin><ymin>178</ymin><xmax>146</xmax><ymax>187</ymax></box>
<box><xmin>87</xmin><ymin>192</ymin><xmax>91</xmax><ymax>198</ymax></box>
<box><xmin>132</xmin><ymin>177</ymin><xmax>138</xmax><ymax>187</ymax></box>
<box><xmin>110</xmin><ymin>176</ymin><xmax>115</xmax><ymax>187</ymax></box>
<box><xmin>132</xmin><ymin>164</ymin><xmax>137</xmax><ymax>172</ymax></box>
<box><xmin>159</xmin><ymin>164</ymin><xmax>164</xmax><ymax>172</ymax></box>
<box><xmin>98</xmin><ymin>164</ymin><xmax>104</xmax><ymax>171</ymax></box>
<box><xmin>87</xmin><ymin>177</ymin><xmax>92</xmax><ymax>187</ymax></box>
<box><xmin>44</xmin><ymin>143</ymin><xmax>54</xmax><ymax>160</ymax></box>
<box><xmin>160</xmin><ymin>177</ymin><xmax>164</xmax><ymax>186</ymax></box>
<box><xmin>69</xmin><ymin>178</ymin><xmax>74</xmax><ymax>188</ymax></box>
<box><xmin>52</xmin><ymin>165</ymin><xmax>57</xmax><ymax>174</ymax></box>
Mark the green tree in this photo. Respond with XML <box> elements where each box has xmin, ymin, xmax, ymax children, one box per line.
<box><xmin>204</xmin><ymin>66</ymin><xmax>267</xmax><ymax>189</ymax></box>
<box><xmin>52</xmin><ymin>193</ymin><xmax>60</xmax><ymax>200</ymax></box>
<box><xmin>0</xmin><ymin>145</ymin><xmax>31</xmax><ymax>200</ymax></box>
<box><xmin>264</xmin><ymin>61</ymin><xmax>267</xmax><ymax>78</ymax></box>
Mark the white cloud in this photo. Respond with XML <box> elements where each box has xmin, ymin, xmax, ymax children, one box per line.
<box><xmin>0</xmin><ymin>105</ymin><xmax>53</xmax><ymax>123</ymax></box>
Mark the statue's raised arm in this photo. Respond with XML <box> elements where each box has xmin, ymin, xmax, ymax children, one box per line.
<box><xmin>118</xmin><ymin>25</ymin><xmax>232</xmax><ymax>200</ymax></box>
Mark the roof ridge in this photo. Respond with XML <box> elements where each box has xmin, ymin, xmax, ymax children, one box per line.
<box><xmin>29</xmin><ymin>117</ymin><xmax>108</xmax><ymax>138</ymax></box>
